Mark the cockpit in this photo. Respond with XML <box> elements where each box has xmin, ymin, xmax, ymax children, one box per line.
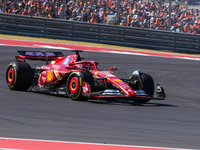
<box><xmin>75</xmin><ymin>61</ymin><xmax>98</xmax><ymax>71</ymax></box>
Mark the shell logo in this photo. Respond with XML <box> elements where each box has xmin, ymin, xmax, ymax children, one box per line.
<box><xmin>51</xmin><ymin>61</ymin><xmax>56</xmax><ymax>64</ymax></box>
<box><xmin>47</xmin><ymin>71</ymin><xmax>53</xmax><ymax>82</ymax></box>
<box><xmin>114</xmin><ymin>79</ymin><xmax>121</xmax><ymax>82</ymax></box>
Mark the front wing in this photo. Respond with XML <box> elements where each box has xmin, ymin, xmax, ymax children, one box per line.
<box><xmin>89</xmin><ymin>84</ymin><xmax>166</xmax><ymax>100</ymax></box>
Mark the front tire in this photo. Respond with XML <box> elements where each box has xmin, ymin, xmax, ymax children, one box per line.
<box><xmin>6</xmin><ymin>62</ymin><xmax>33</xmax><ymax>91</ymax></box>
<box><xmin>130</xmin><ymin>72</ymin><xmax>154</xmax><ymax>103</ymax></box>
<box><xmin>66</xmin><ymin>71</ymin><xmax>94</xmax><ymax>101</ymax></box>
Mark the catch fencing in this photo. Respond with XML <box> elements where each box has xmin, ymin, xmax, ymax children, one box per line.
<box><xmin>0</xmin><ymin>13</ymin><xmax>200</xmax><ymax>53</ymax></box>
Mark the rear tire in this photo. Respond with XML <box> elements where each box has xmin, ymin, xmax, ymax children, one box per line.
<box><xmin>6</xmin><ymin>62</ymin><xmax>33</xmax><ymax>91</ymax></box>
<box><xmin>66</xmin><ymin>71</ymin><xmax>94</xmax><ymax>101</ymax></box>
<box><xmin>130</xmin><ymin>72</ymin><xmax>154</xmax><ymax>103</ymax></box>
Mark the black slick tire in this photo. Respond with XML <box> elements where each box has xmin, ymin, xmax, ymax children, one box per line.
<box><xmin>66</xmin><ymin>71</ymin><xmax>94</xmax><ymax>101</ymax></box>
<box><xmin>6</xmin><ymin>62</ymin><xmax>33</xmax><ymax>91</ymax></box>
<box><xmin>130</xmin><ymin>72</ymin><xmax>154</xmax><ymax>103</ymax></box>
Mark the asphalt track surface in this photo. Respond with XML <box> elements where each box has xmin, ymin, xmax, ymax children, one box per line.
<box><xmin>0</xmin><ymin>45</ymin><xmax>200</xmax><ymax>149</ymax></box>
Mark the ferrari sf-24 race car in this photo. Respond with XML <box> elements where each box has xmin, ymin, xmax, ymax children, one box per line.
<box><xmin>6</xmin><ymin>50</ymin><xmax>166</xmax><ymax>103</ymax></box>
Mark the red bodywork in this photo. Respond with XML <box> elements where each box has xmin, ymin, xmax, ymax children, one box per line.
<box><xmin>16</xmin><ymin>51</ymin><xmax>152</xmax><ymax>99</ymax></box>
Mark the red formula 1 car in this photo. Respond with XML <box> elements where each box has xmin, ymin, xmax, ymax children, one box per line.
<box><xmin>6</xmin><ymin>50</ymin><xmax>165</xmax><ymax>103</ymax></box>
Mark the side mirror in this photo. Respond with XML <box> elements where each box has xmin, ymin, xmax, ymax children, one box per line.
<box><xmin>110</xmin><ymin>67</ymin><xmax>117</xmax><ymax>71</ymax></box>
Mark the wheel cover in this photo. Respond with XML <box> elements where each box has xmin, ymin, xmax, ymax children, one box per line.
<box><xmin>69</xmin><ymin>77</ymin><xmax>79</xmax><ymax>94</ymax></box>
<box><xmin>7</xmin><ymin>68</ymin><xmax>15</xmax><ymax>84</ymax></box>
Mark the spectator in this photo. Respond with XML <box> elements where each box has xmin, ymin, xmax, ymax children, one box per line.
<box><xmin>28</xmin><ymin>5</ymin><xmax>35</xmax><ymax>16</ymax></box>
<box><xmin>0</xmin><ymin>4</ymin><xmax>3</xmax><ymax>13</ymax></box>
<box><xmin>21</xmin><ymin>8</ymin><xmax>27</xmax><ymax>15</ymax></box>
<box><xmin>0</xmin><ymin>0</ymin><xmax>199</xmax><ymax>34</ymax></box>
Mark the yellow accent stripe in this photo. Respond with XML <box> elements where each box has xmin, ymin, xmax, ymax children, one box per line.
<box><xmin>72</xmin><ymin>89</ymin><xmax>81</xmax><ymax>100</ymax></box>
<box><xmin>13</xmin><ymin>67</ymin><xmax>17</xmax><ymax>84</ymax></box>
<box><xmin>79</xmin><ymin>78</ymin><xmax>82</xmax><ymax>86</ymax></box>
<box><xmin>55</xmin><ymin>70</ymin><xmax>63</xmax><ymax>80</ymax></box>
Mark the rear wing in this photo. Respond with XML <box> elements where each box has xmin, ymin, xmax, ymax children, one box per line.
<box><xmin>15</xmin><ymin>51</ymin><xmax>64</xmax><ymax>62</ymax></box>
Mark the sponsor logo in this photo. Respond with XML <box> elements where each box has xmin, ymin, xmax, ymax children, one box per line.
<box><xmin>107</xmin><ymin>74</ymin><xmax>115</xmax><ymax>77</ymax></box>
<box><xmin>134</xmin><ymin>90</ymin><xmax>146</xmax><ymax>96</ymax></box>
<box><xmin>52</xmin><ymin>65</ymin><xmax>60</xmax><ymax>70</ymax></box>
<box><xmin>47</xmin><ymin>71</ymin><xmax>53</xmax><ymax>82</ymax></box>
<box><xmin>42</xmin><ymin>76</ymin><xmax>46</xmax><ymax>82</ymax></box>
<box><xmin>114</xmin><ymin>79</ymin><xmax>121</xmax><ymax>82</ymax></box>
<box><xmin>102</xmin><ymin>89</ymin><xmax>120</xmax><ymax>95</ymax></box>
<box><xmin>32</xmin><ymin>52</ymin><xmax>37</xmax><ymax>56</ymax></box>
<box><xmin>63</xmin><ymin>56</ymin><xmax>70</xmax><ymax>65</ymax></box>
<box><xmin>41</xmin><ymin>66</ymin><xmax>51</xmax><ymax>70</ymax></box>
<box><xmin>51</xmin><ymin>61</ymin><xmax>56</xmax><ymax>64</ymax></box>
<box><xmin>112</xmin><ymin>90</ymin><xmax>119</xmax><ymax>95</ymax></box>
<box><xmin>16</xmin><ymin>57</ymin><xmax>25</xmax><ymax>62</ymax></box>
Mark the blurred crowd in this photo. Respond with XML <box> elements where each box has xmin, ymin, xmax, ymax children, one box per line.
<box><xmin>0</xmin><ymin>0</ymin><xmax>200</xmax><ymax>34</ymax></box>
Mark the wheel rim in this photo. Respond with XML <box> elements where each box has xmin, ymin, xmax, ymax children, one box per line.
<box><xmin>7</xmin><ymin>68</ymin><xmax>15</xmax><ymax>84</ymax></box>
<box><xmin>69</xmin><ymin>77</ymin><xmax>79</xmax><ymax>94</ymax></box>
